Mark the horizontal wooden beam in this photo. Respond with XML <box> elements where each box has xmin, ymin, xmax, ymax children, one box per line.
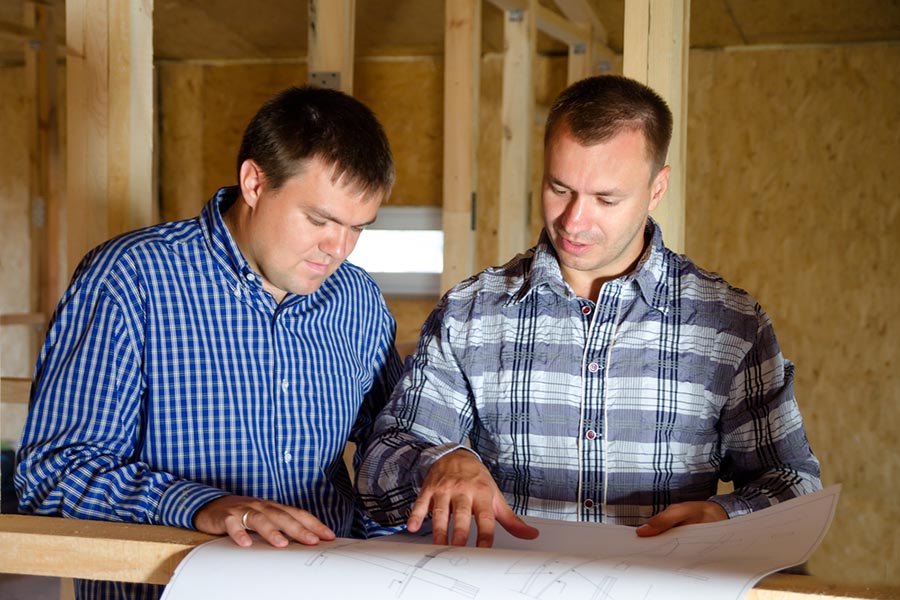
<box><xmin>0</xmin><ymin>20</ymin><xmax>38</xmax><ymax>42</ymax></box>
<box><xmin>0</xmin><ymin>515</ymin><xmax>216</xmax><ymax>585</ymax></box>
<box><xmin>0</xmin><ymin>19</ymin><xmax>66</xmax><ymax>48</ymax></box>
<box><xmin>485</xmin><ymin>0</ymin><xmax>527</xmax><ymax>12</ymax></box>
<box><xmin>0</xmin><ymin>515</ymin><xmax>898</xmax><ymax>598</ymax></box>
<box><xmin>1</xmin><ymin>378</ymin><xmax>32</xmax><ymax>404</ymax></box>
<box><xmin>552</xmin><ymin>0</ymin><xmax>608</xmax><ymax>45</ymax></box>
<box><xmin>536</xmin><ymin>4</ymin><xmax>589</xmax><ymax>46</ymax></box>
<box><xmin>0</xmin><ymin>312</ymin><xmax>46</xmax><ymax>326</ymax></box>
<box><xmin>487</xmin><ymin>1</ymin><xmax>591</xmax><ymax>46</ymax></box>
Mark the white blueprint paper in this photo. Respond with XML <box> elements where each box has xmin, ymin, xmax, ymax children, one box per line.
<box><xmin>161</xmin><ymin>484</ymin><xmax>839</xmax><ymax>600</ymax></box>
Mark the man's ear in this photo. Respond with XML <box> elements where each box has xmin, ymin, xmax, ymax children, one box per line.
<box><xmin>238</xmin><ymin>159</ymin><xmax>265</xmax><ymax>208</ymax></box>
<box><xmin>649</xmin><ymin>165</ymin><xmax>670</xmax><ymax>212</ymax></box>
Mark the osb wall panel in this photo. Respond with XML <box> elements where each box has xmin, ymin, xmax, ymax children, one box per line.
<box><xmin>0</xmin><ymin>67</ymin><xmax>35</xmax><ymax>381</ymax></box>
<box><xmin>384</xmin><ymin>297</ymin><xmax>435</xmax><ymax>347</ymax></box>
<box><xmin>686</xmin><ymin>44</ymin><xmax>900</xmax><ymax>585</ymax></box>
<box><xmin>158</xmin><ymin>58</ymin><xmax>442</xmax><ymax>220</ymax></box>
<box><xmin>355</xmin><ymin>58</ymin><xmax>443</xmax><ymax>207</ymax></box>
<box><xmin>158</xmin><ymin>61</ymin><xmax>308</xmax><ymax>220</ymax></box>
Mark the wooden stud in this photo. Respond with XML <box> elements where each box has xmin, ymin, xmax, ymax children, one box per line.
<box><xmin>566</xmin><ymin>29</ymin><xmax>592</xmax><ymax>84</ymax></box>
<box><xmin>308</xmin><ymin>0</ymin><xmax>356</xmax><ymax>94</ymax></box>
<box><xmin>441</xmin><ymin>0</ymin><xmax>481</xmax><ymax>293</ymax></box>
<box><xmin>623</xmin><ymin>0</ymin><xmax>690</xmax><ymax>253</ymax></box>
<box><xmin>108</xmin><ymin>0</ymin><xmax>156</xmax><ymax>236</ymax></box>
<box><xmin>24</xmin><ymin>1</ymin><xmax>61</xmax><ymax>335</ymax></box>
<box><xmin>66</xmin><ymin>0</ymin><xmax>155</xmax><ymax>276</ymax></box>
<box><xmin>495</xmin><ymin>0</ymin><xmax>536</xmax><ymax>264</ymax></box>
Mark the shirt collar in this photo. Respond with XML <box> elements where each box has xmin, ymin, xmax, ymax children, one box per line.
<box><xmin>199</xmin><ymin>186</ymin><xmax>258</xmax><ymax>283</ymax></box>
<box><xmin>513</xmin><ymin>218</ymin><xmax>672</xmax><ymax>313</ymax></box>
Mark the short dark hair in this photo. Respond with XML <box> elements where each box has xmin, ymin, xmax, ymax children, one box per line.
<box><xmin>544</xmin><ymin>75</ymin><xmax>673</xmax><ymax>176</ymax></box>
<box><xmin>237</xmin><ymin>86</ymin><xmax>395</xmax><ymax>198</ymax></box>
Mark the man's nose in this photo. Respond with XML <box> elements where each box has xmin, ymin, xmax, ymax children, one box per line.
<box><xmin>321</xmin><ymin>226</ymin><xmax>349</xmax><ymax>258</ymax></box>
<box><xmin>560</xmin><ymin>196</ymin><xmax>588</xmax><ymax>232</ymax></box>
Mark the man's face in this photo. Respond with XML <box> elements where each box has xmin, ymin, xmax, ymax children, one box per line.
<box><xmin>541</xmin><ymin>126</ymin><xmax>669</xmax><ymax>299</ymax></box>
<box><xmin>240</xmin><ymin>157</ymin><xmax>381</xmax><ymax>299</ymax></box>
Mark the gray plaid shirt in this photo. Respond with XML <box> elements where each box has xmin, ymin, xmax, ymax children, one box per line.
<box><xmin>358</xmin><ymin>219</ymin><xmax>821</xmax><ymax>527</ymax></box>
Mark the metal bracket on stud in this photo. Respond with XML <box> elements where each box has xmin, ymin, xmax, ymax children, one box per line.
<box><xmin>308</xmin><ymin>71</ymin><xmax>341</xmax><ymax>91</ymax></box>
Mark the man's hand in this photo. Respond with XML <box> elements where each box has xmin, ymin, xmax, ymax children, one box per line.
<box><xmin>194</xmin><ymin>495</ymin><xmax>336</xmax><ymax>548</ymax></box>
<box><xmin>635</xmin><ymin>501</ymin><xmax>728</xmax><ymax>537</ymax></box>
<box><xmin>407</xmin><ymin>449</ymin><xmax>539</xmax><ymax>548</ymax></box>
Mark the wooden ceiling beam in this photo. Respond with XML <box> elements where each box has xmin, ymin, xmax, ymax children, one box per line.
<box><xmin>552</xmin><ymin>0</ymin><xmax>608</xmax><ymax>45</ymax></box>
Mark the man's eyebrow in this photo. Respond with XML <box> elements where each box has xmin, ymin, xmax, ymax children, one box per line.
<box><xmin>308</xmin><ymin>207</ymin><xmax>377</xmax><ymax>228</ymax></box>
<box><xmin>547</xmin><ymin>175</ymin><xmax>623</xmax><ymax>197</ymax></box>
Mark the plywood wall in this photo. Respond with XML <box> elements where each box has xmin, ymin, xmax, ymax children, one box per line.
<box><xmin>687</xmin><ymin>43</ymin><xmax>900</xmax><ymax>585</ymax></box>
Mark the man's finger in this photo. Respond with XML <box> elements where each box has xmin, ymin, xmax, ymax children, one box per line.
<box><xmin>473</xmin><ymin>508</ymin><xmax>497</xmax><ymax>548</ymax></box>
<box><xmin>225</xmin><ymin>511</ymin><xmax>254</xmax><ymax>548</ymax></box>
<box><xmin>407</xmin><ymin>492</ymin><xmax>434</xmax><ymax>533</ymax></box>
<box><xmin>450</xmin><ymin>496</ymin><xmax>473</xmax><ymax>546</ymax></box>
<box><xmin>430</xmin><ymin>500</ymin><xmax>452</xmax><ymax>545</ymax></box>
<box><xmin>495</xmin><ymin>500</ymin><xmax>540</xmax><ymax>541</ymax></box>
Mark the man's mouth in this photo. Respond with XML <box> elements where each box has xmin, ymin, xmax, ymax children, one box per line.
<box><xmin>558</xmin><ymin>236</ymin><xmax>591</xmax><ymax>256</ymax></box>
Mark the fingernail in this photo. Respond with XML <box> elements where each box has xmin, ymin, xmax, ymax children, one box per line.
<box><xmin>305</xmin><ymin>533</ymin><xmax>319</xmax><ymax>544</ymax></box>
<box><xmin>274</xmin><ymin>534</ymin><xmax>288</xmax><ymax>546</ymax></box>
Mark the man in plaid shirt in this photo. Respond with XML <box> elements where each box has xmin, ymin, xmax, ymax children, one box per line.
<box><xmin>358</xmin><ymin>75</ymin><xmax>821</xmax><ymax>548</ymax></box>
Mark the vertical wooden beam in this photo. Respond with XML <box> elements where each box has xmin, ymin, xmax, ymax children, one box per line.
<box><xmin>66</xmin><ymin>0</ymin><xmax>155</xmax><ymax>275</ymax></box>
<box><xmin>108</xmin><ymin>0</ymin><xmax>155</xmax><ymax>236</ymax></box>
<box><xmin>308</xmin><ymin>0</ymin><xmax>355</xmax><ymax>94</ymax></box>
<box><xmin>441</xmin><ymin>0</ymin><xmax>481</xmax><ymax>293</ymax></box>
<box><xmin>24</xmin><ymin>1</ymin><xmax>61</xmax><ymax>326</ymax></box>
<box><xmin>623</xmin><ymin>0</ymin><xmax>690</xmax><ymax>253</ymax></box>
<box><xmin>496</xmin><ymin>0</ymin><xmax>536</xmax><ymax>264</ymax></box>
<box><xmin>566</xmin><ymin>32</ymin><xmax>591</xmax><ymax>84</ymax></box>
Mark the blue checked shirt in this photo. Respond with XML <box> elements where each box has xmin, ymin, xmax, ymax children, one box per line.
<box><xmin>15</xmin><ymin>187</ymin><xmax>401</xmax><ymax>600</ymax></box>
<box><xmin>358</xmin><ymin>219</ymin><xmax>821</xmax><ymax>528</ymax></box>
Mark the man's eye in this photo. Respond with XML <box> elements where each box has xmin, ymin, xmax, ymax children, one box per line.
<box><xmin>308</xmin><ymin>217</ymin><xmax>326</xmax><ymax>227</ymax></box>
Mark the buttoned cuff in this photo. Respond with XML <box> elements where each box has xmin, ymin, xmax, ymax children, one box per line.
<box><xmin>708</xmin><ymin>492</ymin><xmax>755</xmax><ymax>519</ymax></box>
<box><xmin>157</xmin><ymin>480</ymin><xmax>230</xmax><ymax>529</ymax></box>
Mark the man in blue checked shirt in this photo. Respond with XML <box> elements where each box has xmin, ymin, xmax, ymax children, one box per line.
<box><xmin>16</xmin><ymin>86</ymin><xmax>402</xmax><ymax>600</ymax></box>
<box><xmin>357</xmin><ymin>75</ymin><xmax>822</xmax><ymax>548</ymax></box>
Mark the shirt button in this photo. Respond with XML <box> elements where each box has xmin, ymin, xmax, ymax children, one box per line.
<box><xmin>583</xmin><ymin>499</ymin><xmax>595</xmax><ymax>509</ymax></box>
<box><xmin>281</xmin><ymin>379</ymin><xmax>289</xmax><ymax>393</ymax></box>
<box><xmin>245</xmin><ymin>272</ymin><xmax>255</xmax><ymax>282</ymax></box>
<box><xmin>284</xmin><ymin>452</ymin><xmax>293</xmax><ymax>463</ymax></box>
<box><xmin>585</xmin><ymin>429</ymin><xmax>597</xmax><ymax>440</ymax></box>
<box><xmin>588</xmin><ymin>362</ymin><xmax>600</xmax><ymax>373</ymax></box>
<box><xmin>581</xmin><ymin>306</ymin><xmax>591</xmax><ymax>315</ymax></box>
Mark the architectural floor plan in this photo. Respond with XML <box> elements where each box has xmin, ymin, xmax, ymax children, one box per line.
<box><xmin>161</xmin><ymin>485</ymin><xmax>839</xmax><ymax>600</ymax></box>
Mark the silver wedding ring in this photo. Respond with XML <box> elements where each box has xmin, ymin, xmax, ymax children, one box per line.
<box><xmin>241</xmin><ymin>509</ymin><xmax>254</xmax><ymax>531</ymax></box>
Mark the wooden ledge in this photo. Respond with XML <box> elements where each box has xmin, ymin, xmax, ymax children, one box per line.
<box><xmin>0</xmin><ymin>515</ymin><xmax>216</xmax><ymax>585</ymax></box>
<box><xmin>1</xmin><ymin>514</ymin><xmax>897</xmax><ymax>598</ymax></box>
